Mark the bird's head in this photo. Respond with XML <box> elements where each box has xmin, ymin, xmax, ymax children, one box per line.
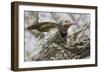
<box><xmin>58</xmin><ymin>20</ymin><xmax>73</xmax><ymax>34</ymax></box>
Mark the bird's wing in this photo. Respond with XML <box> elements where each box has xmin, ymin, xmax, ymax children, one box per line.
<box><xmin>27</xmin><ymin>23</ymin><xmax>41</xmax><ymax>30</ymax></box>
<box><xmin>27</xmin><ymin>22</ymin><xmax>57</xmax><ymax>32</ymax></box>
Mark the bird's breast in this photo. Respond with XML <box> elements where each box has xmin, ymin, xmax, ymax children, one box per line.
<box><xmin>60</xmin><ymin>30</ymin><xmax>67</xmax><ymax>38</ymax></box>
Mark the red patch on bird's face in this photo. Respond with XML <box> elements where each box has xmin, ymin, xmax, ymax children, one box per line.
<box><xmin>65</xmin><ymin>20</ymin><xmax>68</xmax><ymax>23</ymax></box>
<box><xmin>64</xmin><ymin>20</ymin><xmax>69</xmax><ymax>26</ymax></box>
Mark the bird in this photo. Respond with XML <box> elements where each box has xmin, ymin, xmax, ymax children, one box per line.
<box><xmin>27</xmin><ymin>20</ymin><xmax>75</xmax><ymax>43</ymax></box>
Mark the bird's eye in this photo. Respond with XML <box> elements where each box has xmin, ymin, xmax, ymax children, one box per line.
<box><xmin>65</xmin><ymin>20</ymin><xmax>68</xmax><ymax>23</ymax></box>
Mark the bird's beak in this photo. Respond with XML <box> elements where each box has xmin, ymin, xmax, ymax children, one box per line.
<box><xmin>70</xmin><ymin>23</ymin><xmax>76</xmax><ymax>25</ymax></box>
<box><xmin>67</xmin><ymin>23</ymin><xmax>75</xmax><ymax>27</ymax></box>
